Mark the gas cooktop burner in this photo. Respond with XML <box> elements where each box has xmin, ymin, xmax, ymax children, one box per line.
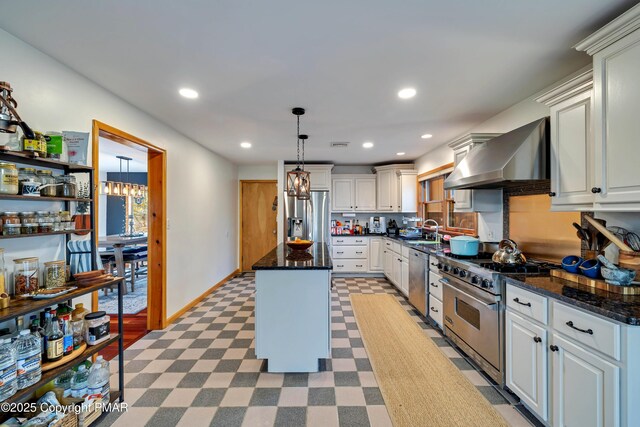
<box><xmin>475</xmin><ymin>261</ymin><xmax>555</xmax><ymax>274</ymax></box>
<box><xmin>444</xmin><ymin>252</ymin><xmax>494</xmax><ymax>261</ymax></box>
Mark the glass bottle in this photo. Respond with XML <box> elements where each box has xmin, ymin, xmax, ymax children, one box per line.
<box><xmin>0</xmin><ymin>248</ymin><xmax>6</xmax><ymax>296</ymax></box>
<box><xmin>45</xmin><ymin>314</ymin><xmax>64</xmax><ymax>362</ymax></box>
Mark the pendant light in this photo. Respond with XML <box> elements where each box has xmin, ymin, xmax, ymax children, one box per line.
<box><xmin>286</xmin><ymin>107</ymin><xmax>311</xmax><ymax>200</ymax></box>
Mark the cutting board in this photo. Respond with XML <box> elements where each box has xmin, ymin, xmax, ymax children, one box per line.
<box><xmin>551</xmin><ymin>269</ymin><xmax>640</xmax><ymax>295</ymax></box>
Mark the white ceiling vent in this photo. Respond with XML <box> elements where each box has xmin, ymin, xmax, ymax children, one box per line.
<box><xmin>331</xmin><ymin>142</ymin><xmax>350</xmax><ymax>148</ymax></box>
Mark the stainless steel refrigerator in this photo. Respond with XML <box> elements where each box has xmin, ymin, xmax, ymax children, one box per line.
<box><xmin>284</xmin><ymin>191</ymin><xmax>330</xmax><ymax>243</ymax></box>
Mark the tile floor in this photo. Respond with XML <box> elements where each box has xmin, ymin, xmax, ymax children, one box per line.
<box><xmin>98</xmin><ymin>275</ymin><xmax>535</xmax><ymax>427</ymax></box>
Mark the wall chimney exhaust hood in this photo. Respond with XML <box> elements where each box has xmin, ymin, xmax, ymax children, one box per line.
<box><xmin>444</xmin><ymin>118</ymin><xmax>550</xmax><ymax>190</ymax></box>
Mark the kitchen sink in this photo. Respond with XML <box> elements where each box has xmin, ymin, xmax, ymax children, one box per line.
<box><xmin>407</xmin><ymin>240</ymin><xmax>440</xmax><ymax>245</ymax></box>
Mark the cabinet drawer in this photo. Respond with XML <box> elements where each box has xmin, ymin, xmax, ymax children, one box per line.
<box><xmin>429</xmin><ymin>295</ymin><xmax>443</xmax><ymax>328</ymax></box>
<box><xmin>401</xmin><ymin>245</ymin><xmax>410</xmax><ymax>258</ymax></box>
<box><xmin>428</xmin><ymin>256</ymin><xmax>439</xmax><ymax>273</ymax></box>
<box><xmin>391</xmin><ymin>241</ymin><xmax>402</xmax><ymax>254</ymax></box>
<box><xmin>332</xmin><ymin>237</ymin><xmax>367</xmax><ymax>246</ymax></box>
<box><xmin>552</xmin><ymin>301</ymin><xmax>620</xmax><ymax>360</ymax></box>
<box><xmin>332</xmin><ymin>246</ymin><xmax>368</xmax><ymax>259</ymax></box>
<box><xmin>333</xmin><ymin>259</ymin><xmax>368</xmax><ymax>273</ymax></box>
<box><xmin>429</xmin><ymin>271</ymin><xmax>443</xmax><ymax>301</ymax></box>
<box><xmin>506</xmin><ymin>284</ymin><xmax>548</xmax><ymax>325</ymax></box>
<box><xmin>383</xmin><ymin>239</ymin><xmax>393</xmax><ymax>250</ymax></box>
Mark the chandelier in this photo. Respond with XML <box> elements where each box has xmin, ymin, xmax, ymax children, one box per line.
<box><xmin>286</xmin><ymin>107</ymin><xmax>311</xmax><ymax>200</ymax></box>
<box><xmin>100</xmin><ymin>155</ymin><xmax>147</xmax><ymax>199</ymax></box>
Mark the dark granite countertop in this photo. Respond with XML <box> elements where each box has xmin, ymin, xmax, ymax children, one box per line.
<box><xmin>505</xmin><ymin>275</ymin><xmax>640</xmax><ymax>326</ymax></box>
<box><xmin>331</xmin><ymin>234</ymin><xmax>385</xmax><ymax>237</ymax></box>
<box><xmin>332</xmin><ymin>233</ymin><xmax>448</xmax><ymax>255</ymax></box>
<box><xmin>252</xmin><ymin>242</ymin><xmax>333</xmax><ymax>270</ymax></box>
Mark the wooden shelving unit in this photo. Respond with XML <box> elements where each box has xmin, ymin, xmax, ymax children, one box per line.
<box><xmin>0</xmin><ymin>151</ymin><xmax>125</xmax><ymax>419</ymax></box>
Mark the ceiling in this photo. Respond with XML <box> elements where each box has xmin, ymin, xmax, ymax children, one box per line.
<box><xmin>98</xmin><ymin>137</ymin><xmax>147</xmax><ymax>173</ymax></box>
<box><xmin>0</xmin><ymin>1</ymin><xmax>635</xmax><ymax>165</ymax></box>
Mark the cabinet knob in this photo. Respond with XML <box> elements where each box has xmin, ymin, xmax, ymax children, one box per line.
<box><xmin>548</xmin><ymin>192</ymin><xmax>556</xmax><ymax>197</ymax></box>
<box><xmin>355</xmin><ymin>206</ymin><xmax>358</xmax><ymax>208</ymax></box>
<box><xmin>549</xmin><ymin>345</ymin><xmax>559</xmax><ymax>352</ymax></box>
<box><xmin>533</xmin><ymin>336</ymin><xmax>542</xmax><ymax>343</ymax></box>
<box><xmin>591</xmin><ymin>187</ymin><xmax>602</xmax><ymax>194</ymax></box>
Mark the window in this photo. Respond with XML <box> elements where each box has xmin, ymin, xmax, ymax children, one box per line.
<box><xmin>419</xmin><ymin>174</ymin><xmax>477</xmax><ymax>236</ymax></box>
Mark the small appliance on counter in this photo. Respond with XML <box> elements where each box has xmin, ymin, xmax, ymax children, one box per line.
<box><xmin>387</xmin><ymin>219</ymin><xmax>399</xmax><ymax>236</ymax></box>
<box><xmin>369</xmin><ymin>216</ymin><xmax>387</xmax><ymax>234</ymax></box>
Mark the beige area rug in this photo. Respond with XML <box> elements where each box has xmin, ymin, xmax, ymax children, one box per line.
<box><xmin>350</xmin><ymin>294</ymin><xmax>509</xmax><ymax>427</ymax></box>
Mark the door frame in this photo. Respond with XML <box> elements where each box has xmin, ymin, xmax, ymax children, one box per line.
<box><xmin>239</xmin><ymin>179</ymin><xmax>277</xmax><ymax>272</ymax></box>
<box><xmin>91</xmin><ymin>120</ymin><xmax>168</xmax><ymax>330</ymax></box>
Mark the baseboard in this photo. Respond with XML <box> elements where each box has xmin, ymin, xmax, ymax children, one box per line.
<box><xmin>165</xmin><ymin>268</ymin><xmax>240</xmax><ymax>326</ymax></box>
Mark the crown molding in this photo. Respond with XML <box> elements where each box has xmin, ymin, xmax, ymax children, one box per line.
<box><xmin>447</xmin><ymin>133</ymin><xmax>501</xmax><ymax>150</ymax></box>
<box><xmin>535</xmin><ymin>69</ymin><xmax>593</xmax><ymax>106</ymax></box>
<box><xmin>575</xmin><ymin>4</ymin><xmax>640</xmax><ymax>55</ymax></box>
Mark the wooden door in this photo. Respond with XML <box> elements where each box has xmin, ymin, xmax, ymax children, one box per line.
<box><xmin>241</xmin><ymin>181</ymin><xmax>277</xmax><ymax>271</ymax></box>
<box><xmin>505</xmin><ymin>311</ymin><xmax>548</xmax><ymax>421</ymax></box>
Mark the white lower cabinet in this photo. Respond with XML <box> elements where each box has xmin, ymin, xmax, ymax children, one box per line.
<box><xmin>428</xmin><ymin>294</ymin><xmax>443</xmax><ymax>329</ymax></box>
<box><xmin>400</xmin><ymin>255</ymin><xmax>409</xmax><ymax>296</ymax></box>
<box><xmin>428</xmin><ymin>270</ymin><xmax>443</xmax><ymax>329</ymax></box>
<box><xmin>393</xmin><ymin>256</ymin><xmax>403</xmax><ymax>291</ymax></box>
<box><xmin>551</xmin><ymin>333</ymin><xmax>619</xmax><ymax>427</ymax></box>
<box><xmin>383</xmin><ymin>245</ymin><xmax>393</xmax><ymax>281</ymax></box>
<box><xmin>369</xmin><ymin>237</ymin><xmax>383</xmax><ymax>272</ymax></box>
<box><xmin>506</xmin><ymin>311</ymin><xmax>548</xmax><ymax>421</ymax></box>
<box><xmin>505</xmin><ymin>284</ymin><xmax>631</xmax><ymax>427</ymax></box>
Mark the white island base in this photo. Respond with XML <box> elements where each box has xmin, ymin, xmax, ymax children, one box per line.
<box><xmin>255</xmin><ymin>268</ymin><xmax>331</xmax><ymax>373</ymax></box>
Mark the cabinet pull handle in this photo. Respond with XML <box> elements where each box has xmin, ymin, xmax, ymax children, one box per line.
<box><xmin>337</xmin><ymin>240</ymin><xmax>344</xmax><ymax>243</ymax></box>
<box><xmin>591</xmin><ymin>187</ymin><xmax>602</xmax><ymax>194</ymax></box>
<box><xmin>533</xmin><ymin>336</ymin><xmax>542</xmax><ymax>343</ymax></box>
<box><xmin>566</xmin><ymin>321</ymin><xmax>593</xmax><ymax>335</ymax></box>
<box><xmin>337</xmin><ymin>251</ymin><xmax>344</xmax><ymax>254</ymax></box>
<box><xmin>356</xmin><ymin>251</ymin><xmax>363</xmax><ymax>254</ymax></box>
<box><xmin>356</xmin><ymin>265</ymin><xmax>363</xmax><ymax>267</ymax></box>
<box><xmin>513</xmin><ymin>297</ymin><xmax>531</xmax><ymax>307</ymax></box>
<box><xmin>548</xmin><ymin>192</ymin><xmax>556</xmax><ymax>197</ymax></box>
<box><xmin>398</xmin><ymin>258</ymin><xmax>402</xmax><ymax>262</ymax></box>
<box><xmin>430</xmin><ymin>307</ymin><xmax>438</xmax><ymax>313</ymax></box>
<box><xmin>432</xmin><ymin>283</ymin><xmax>438</xmax><ymax>288</ymax></box>
<box><xmin>549</xmin><ymin>345</ymin><xmax>559</xmax><ymax>352</ymax></box>
<box><xmin>337</xmin><ymin>265</ymin><xmax>344</xmax><ymax>268</ymax></box>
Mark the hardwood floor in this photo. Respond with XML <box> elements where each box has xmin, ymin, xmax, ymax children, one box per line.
<box><xmin>102</xmin><ymin>308</ymin><xmax>149</xmax><ymax>361</ymax></box>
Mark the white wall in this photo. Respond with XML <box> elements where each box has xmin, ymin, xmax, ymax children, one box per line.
<box><xmin>0</xmin><ymin>28</ymin><xmax>238</xmax><ymax>321</ymax></box>
<box><xmin>237</xmin><ymin>164</ymin><xmax>277</xmax><ymax>180</ymax></box>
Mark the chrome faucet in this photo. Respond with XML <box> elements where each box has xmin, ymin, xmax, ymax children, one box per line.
<box><xmin>423</xmin><ymin>219</ymin><xmax>441</xmax><ymax>243</ymax></box>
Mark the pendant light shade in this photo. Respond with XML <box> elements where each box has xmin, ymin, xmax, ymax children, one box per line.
<box><xmin>286</xmin><ymin>108</ymin><xmax>312</xmax><ymax>200</ymax></box>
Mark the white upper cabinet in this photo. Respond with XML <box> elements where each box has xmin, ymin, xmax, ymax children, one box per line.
<box><xmin>331</xmin><ymin>174</ymin><xmax>376</xmax><ymax>212</ymax></box>
<box><xmin>285</xmin><ymin>164</ymin><xmax>334</xmax><ymax>191</ymax></box>
<box><xmin>354</xmin><ymin>177</ymin><xmax>377</xmax><ymax>211</ymax></box>
<box><xmin>448</xmin><ymin>134</ymin><xmax>502</xmax><ymax>212</ymax></box>
<box><xmin>376</xmin><ymin>169</ymin><xmax>396</xmax><ymax>211</ymax></box>
<box><xmin>332</xmin><ymin>178</ymin><xmax>354</xmax><ymax>211</ymax></box>
<box><xmin>537</xmin><ymin>70</ymin><xmax>595</xmax><ymax>210</ymax></box>
<box><xmin>374</xmin><ymin>165</ymin><xmax>417</xmax><ymax>213</ymax></box>
<box><xmin>576</xmin><ymin>5</ymin><xmax>640</xmax><ymax>210</ymax></box>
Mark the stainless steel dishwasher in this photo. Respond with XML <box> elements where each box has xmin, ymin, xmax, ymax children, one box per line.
<box><xmin>408</xmin><ymin>248</ymin><xmax>428</xmax><ymax>316</ymax></box>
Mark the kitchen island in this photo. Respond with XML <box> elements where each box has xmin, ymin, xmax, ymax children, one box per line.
<box><xmin>252</xmin><ymin>242</ymin><xmax>333</xmax><ymax>372</ymax></box>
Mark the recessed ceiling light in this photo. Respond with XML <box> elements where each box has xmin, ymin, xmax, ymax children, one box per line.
<box><xmin>179</xmin><ymin>88</ymin><xmax>199</xmax><ymax>99</ymax></box>
<box><xmin>397</xmin><ymin>87</ymin><xmax>416</xmax><ymax>99</ymax></box>
<box><xmin>362</xmin><ymin>142</ymin><xmax>374</xmax><ymax>148</ymax></box>
<box><xmin>421</xmin><ymin>133</ymin><xmax>433</xmax><ymax>139</ymax></box>
<box><xmin>240</xmin><ymin>141</ymin><xmax>252</xmax><ymax>149</ymax></box>
<box><xmin>396</xmin><ymin>152</ymin><xmax>405</xmax><ymax>156</ymax></box>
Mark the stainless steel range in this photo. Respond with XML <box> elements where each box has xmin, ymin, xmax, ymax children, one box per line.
<box><xmin>434</xmin><ymin>252</ymin><xmax>553</xmax><ymax>386</ymax></box>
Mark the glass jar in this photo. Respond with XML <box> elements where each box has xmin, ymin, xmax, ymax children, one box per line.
<box><xmin>0</xmin><ymin>248</ymin><xmax>6</xmax><ymax>296</ymax></box>
<box><xmin>36</xmin><ymin>211</ymin><xmax>51</xmax><ymax>224</ymax></box>
<box><xmin>3</xmin><ymin>223</ymin><xmax>20</xmax><ymax>236</ymax></box>
<box><xmin>21</xmin><ymin>223</ymin><xmax>38</xmax><ymax>235</ymax></box>
<box><xmin>1</xmin><ymin>212</ymin><xmax>20</xmax><ymax>226</ymax></box>
<box><xmin>44</xmin><ymin>260</ymin><xmax>66</xmax><ymax>289</ymax></box>
<box><xmin>22</xmin><ymin>132</ymin><xmax>47</xmax><ymax>157</ymax></box>
<box><xmin>0</xmin><ymin>162</ymin><xmax>18</xmax><ymax>195</ymax></box>
<box><xmin>35</xmin><ymin>170</ymin><xmax>57</xmax><ymax>197</ymax></box>
<box><xmin>50</xmin><ymin>211</ymin><xmax>61</xmax><ymax>231</ymax></box>
<box><xmin>60</xmin><ymin>211</ymin><xmax>72</xmax><ymax>222</ymax></box>
<box><xmin>56</xmin><ymin>175</ymin><xmax>77</xmax><ymax>198</ymax></box>
<box><xmin>13</xmin><ymin>257</ymin><xmax>39</xmax><ymax>296</ymax></box>
<box><xmin>19</xmin><ymin>211</ymin><xmax>36</xmax><ymax>225</ymax></box>
<box><xmin>18</xmin><ymin>167</ymin><xmax>40</xmax><ymax>196</ymax></box>
<box><xmin>39</xmin><ymin>222</ymin><xmax>54</xmax><ymax>233</ymax></box>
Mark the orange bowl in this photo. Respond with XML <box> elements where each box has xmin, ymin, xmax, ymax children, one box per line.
<box><xmin>287</xmin><ymin>240</ymin><xmax>313</xmax><ymax>251</ymax></box>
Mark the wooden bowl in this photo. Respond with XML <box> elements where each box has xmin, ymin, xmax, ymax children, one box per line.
<box><xmin>619</xmin><ymin>250</ymin><xmax>640</xmax><ymax>274</ymax></box>
<box><xmin>286</xmin><ymin>240</ymin><xmax>313</xmax><ymax>251</ymax></box>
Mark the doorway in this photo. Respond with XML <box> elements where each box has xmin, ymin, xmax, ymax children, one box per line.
<box><xmin>240</xmin><ymin>180</ymin><xmax>277</xmax><ymax>271</ymax></box>
<box><xmin>91</xmin><ymin>121</ymin><xmax>167</xmax><ymax>339</ymax></box>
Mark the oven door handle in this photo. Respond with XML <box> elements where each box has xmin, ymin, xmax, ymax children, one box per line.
<box><xmin>442</xmin><ymin>281</ymin><xmax>500</xmax><ymax>308</ymax></box>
